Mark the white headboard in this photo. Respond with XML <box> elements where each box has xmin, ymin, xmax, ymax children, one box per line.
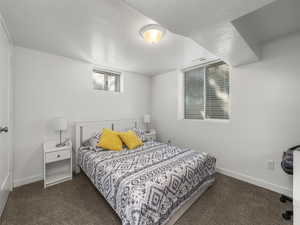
<box><xmin>74</xmin><ymin>119</ymin><xmax>143</xmax><ymax>173</ymax></box>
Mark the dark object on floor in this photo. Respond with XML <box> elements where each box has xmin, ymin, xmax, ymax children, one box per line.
<box><xmin>0</xmin><ymin>173</ymin><xmax>292</xmax><ymax>225</ymax></box>
<box><xmin>282</xmin><ymin>209</ymin><xmax>293</xmax><ymax>221</ymax></box>
<box><xmin>280</xmin><ymin>195</ymin><xmax>293</xmax><ymax>220</ymax></box>
<box><xmin>280</xmin><ymin>145</ymin><xmax>300</xmax><ymax>220</ymax></box>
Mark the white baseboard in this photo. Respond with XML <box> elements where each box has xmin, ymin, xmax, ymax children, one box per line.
<box><xmin>0</xmin><ymin>173</ymin><xmax>11</xmax><ymax>216</ymax></box>
<box><xmin>14</xmin><ymin>174</ymin><xmax>43</xmax><ymax>188</ymax></box>
<box><xmin>217</xmin><ymin>167</ymin><xmax>292</xmax><ymax>197</ymax></box>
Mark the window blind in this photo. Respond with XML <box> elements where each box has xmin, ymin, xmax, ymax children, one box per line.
<box><xmin>184</xmin><ymin>67</ymin><xmax>205</xmax><ymax>119</ymax></box>
<box><xmin>205</xmin><ymin>62</ymin><xmax>230</xmax><ymax>119</ymax></box>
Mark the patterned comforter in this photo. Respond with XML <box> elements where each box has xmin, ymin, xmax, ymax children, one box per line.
<box><xmin>78</xmin><ymin>141</ymin><xmax>216</xmax><ymax>225</ymax></box>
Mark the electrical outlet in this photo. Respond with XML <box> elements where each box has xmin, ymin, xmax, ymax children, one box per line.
<box><xmin>267</xmin><ymin>160</ymin><xmax>275</xmax><ymax>170</ymax></box>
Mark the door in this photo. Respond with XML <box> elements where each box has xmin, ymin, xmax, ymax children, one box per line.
<box><xmin>0</xmin><ymin>20</ymin><xmax>12</xmax><ymax>215</ymax></box>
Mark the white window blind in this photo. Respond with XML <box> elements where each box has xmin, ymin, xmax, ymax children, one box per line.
<box><xmin>205</xmin><ymin>62</ymin><xmax>230</xmax><ymax>119</ymax></box>
<box><xmin>93</xmin><ymin>69</ymin><xmax>121</xmax><ymax>92</ymax></box>
<box><xmin>184</xmin><ymin>67</ymin><xmax>205</xmax><ymax>119</ymax></box>
<box><xmin>184</xmin><ymin>61</ymin><xmax>230</xmax><ymax>120</ymax></box>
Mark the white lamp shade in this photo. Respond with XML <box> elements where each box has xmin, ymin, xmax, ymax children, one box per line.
<box><xmin>53</xmin><ymin>117</ymin><xmax>67</xmax><ymax>131</ymax></box>
<box><xmin>144</xmin><ymin>114</ymin><xmax>151</xmax><ymax>123</ymax></box>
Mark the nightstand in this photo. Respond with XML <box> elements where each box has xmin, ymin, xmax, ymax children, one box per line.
<box><xmin>43</xmin><ymin>141</ymin><xmax>72</xmax><ymax>188</ymax></box>
<box><xmin>144</xmin><ymin>129</ymin><xmax>157</xmax><ymax>142</ymax></box>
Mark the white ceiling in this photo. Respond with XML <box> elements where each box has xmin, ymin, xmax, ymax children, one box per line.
<box><xmin>0</xmin><ymin>0</ymin><xmax>215</xmax><ymax>76</ymax></box>
<box><xmin>123</xmin><ymin>0</ymin><xmax>275</xmax><ymax>36</ymax></box>
<box><xmin>123</xmin><ymin>0</ymin><xmax>276</xmax><ymax>66</ymax></box>
<box><xmin>1</xmin><ymin>0</ymin><xmax>297</xmax><ymax>75</ymax></box>
<box><xmin>232</xmin><ymin>0</ymin><xmax>300</xmax><ymax>45</ymax></box>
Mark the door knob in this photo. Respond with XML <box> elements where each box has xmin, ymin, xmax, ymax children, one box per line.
<box><xmin>0</xmin><ymin>126</ymin><xmax>8</xmax><ymax>133</ymax></box>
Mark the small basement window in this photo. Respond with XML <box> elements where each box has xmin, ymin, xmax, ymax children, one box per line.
<box><xmin>93</xmin><ymin>69</ymin><xmax>121</xmax><ymax>92</ymax></box>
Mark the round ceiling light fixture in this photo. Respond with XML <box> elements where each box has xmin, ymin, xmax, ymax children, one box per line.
<box><xmin>139</xmin><ymin>24</ymin><xmax>166</xmax><ymax>44</ymax></box>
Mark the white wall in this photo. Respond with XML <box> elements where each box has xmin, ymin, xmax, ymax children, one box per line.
<box><xmin>0</xmin><ymin>15</ymin><xmax>12</xmax><ymax>215</ymax></box>
<box><xmin>13</xmin><ymin>46</ymin><xmax>151</xmax><ymax>187</ymax></box>
<box><xmin>151</xmin><ymin>32</ymin><xmax>300</xmax><ymax>196</ymax></box>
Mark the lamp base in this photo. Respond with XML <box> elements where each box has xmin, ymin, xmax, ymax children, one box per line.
<box><xmin>145</xmin><ymin>123</ymin><xmax>151</xmax><ymax>133</ymax></box>
<box><xmin>56</xmin><ymin>130</ymin><xmax>66</xmax><ymax>147</ymax></box>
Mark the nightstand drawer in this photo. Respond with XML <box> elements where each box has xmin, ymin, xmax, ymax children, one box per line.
<box><xmin>45</xmin><ymin>150</ymin><xmax>70</xmax><ymax>163</ymax></box>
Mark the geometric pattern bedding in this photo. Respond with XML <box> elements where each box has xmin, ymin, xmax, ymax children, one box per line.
<box><xmin>79</xmin><ymin>141</ymin><xmax>216</xmax><ymax>225</ymax></box>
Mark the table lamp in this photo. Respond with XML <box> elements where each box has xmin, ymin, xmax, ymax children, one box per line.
<box><xmin>53</xmin><ymin>117</ymin><xmax>68</xmax><ymax>147</ymax></box>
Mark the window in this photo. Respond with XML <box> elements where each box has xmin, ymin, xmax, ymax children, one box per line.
<box><xmin>92</xmin><ymin>69</ymin><xmax>121</xmax><ymax>92</ymax></box>
<box><xmin>184</xmin><ymin>61</ymin><xmax>230</xmax><ymax>120</ymax></box>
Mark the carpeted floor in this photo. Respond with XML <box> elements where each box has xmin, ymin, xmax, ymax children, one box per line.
<box><xmin>0</xmin><ymin>173</ymin><xmax>292</xmax><ymax>225</ymax></box>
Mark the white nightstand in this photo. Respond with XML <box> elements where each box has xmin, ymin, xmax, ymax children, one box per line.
<box><xmin>43</xmin><ymin>141</ymin><xmax>72</xmax><ymax>188</ymax></box>
<box><xmin>144</xmin><ymin>129</ymin><xmax>157</xmax><ymax>142</ymax></box>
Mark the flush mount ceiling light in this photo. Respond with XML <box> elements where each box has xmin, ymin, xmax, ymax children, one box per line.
<box><xmin>139</xmin><ymin>24</ymin><xmax>166</xmax><ymax>44</ymax></box>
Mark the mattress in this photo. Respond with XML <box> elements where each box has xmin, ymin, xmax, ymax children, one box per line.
<box><xmin>78</xmin><ymin>141</ymin><xmax>216</xmax><ymax>225</ymax></box>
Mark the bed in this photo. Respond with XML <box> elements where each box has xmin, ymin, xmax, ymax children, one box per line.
<box><xmin>74</xmin><ymin>119</ymin><xmax>216</xmax><ymax>225</ymax></box>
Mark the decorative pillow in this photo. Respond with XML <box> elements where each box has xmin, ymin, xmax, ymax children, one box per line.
<box><xmin>97</xmin><ymin>128</ymin><xmax>123</xmax><ymax>151</ymax></box>
<box><xmin>118</xmin><ymin>130</ymin><xmax>143</xmax><ymax>149</ymax></box>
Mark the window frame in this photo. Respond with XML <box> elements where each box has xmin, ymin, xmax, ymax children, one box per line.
<box><xmin>182</xmin><ymin>60</ymin><xmax>231</xmax><ymax>122</ymax></box>
<box><xmin>92</xmin><ymin>69</ymin><xmax>122</xmax><ymax>93</ymax></box>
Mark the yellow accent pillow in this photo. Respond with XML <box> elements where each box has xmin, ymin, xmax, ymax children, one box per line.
<box><xmin>97</xmin><ymin>128</ymin><xmax>123</xmax><ymax>151</ymax></box>
<box><xmin>118</xmin><ymin>130</ymin><xmax>143</xmax><ymax>150</ymax></box>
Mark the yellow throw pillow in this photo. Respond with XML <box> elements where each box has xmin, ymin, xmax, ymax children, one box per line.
<box><xmin>97</xmin><ymin>128</ymin><xmax>123</xmax><ymax>151</ymax></box>
<box><xmin>119</xmin><ymin>130</ymin><xmax>143</xmax><ymax>150</ymax></box>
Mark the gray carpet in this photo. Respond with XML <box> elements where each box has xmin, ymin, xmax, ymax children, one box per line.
<box><xmin>0</xmin><ymin>173</ymin><xmax>292</xmax><ymax>225</ymax></box>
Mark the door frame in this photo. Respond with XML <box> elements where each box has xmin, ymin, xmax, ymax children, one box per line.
<box><xmin>0</xmin><ymin>12</ymin><xmax>13</xmax><ymax>193</ymax></box>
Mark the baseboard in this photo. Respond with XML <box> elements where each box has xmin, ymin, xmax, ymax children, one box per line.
<box><xmin>217</xmin><ymin>167</ymin><xmax>292</xmax><ymax>197</ymax></box>
<box><xmin>0</xmin><ymin>173</ymin><xmax>11</xmax><ymax>216</ymax></box>
<box><xmin>13</xmin><ymin>174</ymin><xmax>43</xmax><ymax>188</ymax></box>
